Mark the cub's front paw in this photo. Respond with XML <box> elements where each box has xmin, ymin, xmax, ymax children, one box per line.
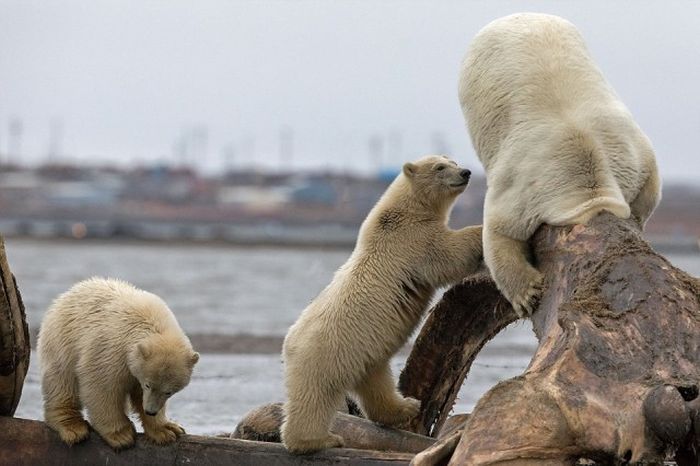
<box><xmin>283</xmin><ymin>433</ymin><xmax>344</xmax><ymax>454</ymax></box>
<box><xmin>163</xmin><ymin>420</ymin><xmax>186</xmax><ymax>436</ymax></box>
<box><xmin>100</xmin><ymin>423</ymin><xmax>136</xmax><ymax>450</ymax></box>
<box><xmin>508</xmin><ymin>270</ymin><xmax>544</xmax><ymax>317</ymax></box>
<box><xmin>144</xmin><ymin>422</ymin><xmax>183</xmax><ymax>445</ymax></box>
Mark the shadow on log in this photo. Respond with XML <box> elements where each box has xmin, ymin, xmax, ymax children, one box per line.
<box><xmin>0</xmin><ymin>236</ymin><xmax>30</xmax><ymax>416</ymax></box>
<box><xmin>400</xmin><ymin>212</ymin><xmax>700</xmax><ymax>465</ymax></box>
<box><xmin>0</xmin><ymin>417</ymin><xmax>416</xmax><ymax>466</ymax></box>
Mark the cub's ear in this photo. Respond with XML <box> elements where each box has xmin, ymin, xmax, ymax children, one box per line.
<box><xmin>136</xmin><ymin>341</ymin><xmax>151</xmax><ymax>360</ymax></box>
<box><xmin>403</xmin><ymin>162</ymin><xmax>417</xmax><ymax>178</ymax></box>
<box><xmin>190</xmin><ymin>352</ymin><xmax>200</xmax><ymax>367</ymax></box>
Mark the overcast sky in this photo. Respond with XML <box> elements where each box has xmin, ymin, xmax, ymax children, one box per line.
<box><xmin>1</xmin><ymin>0</ymin><xmax>699</xmax><ymax>181</ymax></box>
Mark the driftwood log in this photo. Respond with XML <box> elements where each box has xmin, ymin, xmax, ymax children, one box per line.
<box><xmin>398</xmin><ymin>273</ymin><xmax>514</xmax><ymax>437</ymax></box>
<box><xmin>0</xmin><ymin>236</ymin><xmax>30</xmax><ymax>416</ymax></box>
<box><xmin>0</xmin><ymin>417</ymin><xmax>416</xmax><ymax>466</ymax></box>
<box><xmin>400</xmin><ymin>212</ymin><xmax>700</xmax><ymax>465</ymax></box>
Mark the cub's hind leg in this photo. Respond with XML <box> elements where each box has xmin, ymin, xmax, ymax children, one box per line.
<box><xmin>354</xmin><ymin>361</ymin><xmax>420</xmax><ymax>427</ymax></box>
<box><xmin>281</xmin><ymin>363</ymin><xmax>344</xmax><ymax>454</ymax></box>
<box><xmin>42</xmin><ymin>367</ymin><xmax>90</xmax><ymax>445</ymax></box>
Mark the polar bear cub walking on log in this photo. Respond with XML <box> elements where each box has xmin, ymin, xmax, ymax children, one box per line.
<box><xmin>459</xmin><ymin>13</ymin><xmax>661</xmax><ymax>316</ymax></box>
<box><xmin>281</xmin><ymin>155</ymin><xmax>483</xmax><ymax>454</ymax></box>
<box><xmin>38</xmin><ymin>278</ymin><xmax>199</xmax><ymax>450</ymax></box>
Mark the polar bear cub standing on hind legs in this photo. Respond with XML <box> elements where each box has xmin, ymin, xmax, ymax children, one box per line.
<box><xmin>281</xmin><ymin>155</ymin><xmax>483</xmax><ymax>454</ymax></box>
<box><xmin>459</xmin><ymin>13</ymin><xmax>661</xmax><ymax>316</ymax></box>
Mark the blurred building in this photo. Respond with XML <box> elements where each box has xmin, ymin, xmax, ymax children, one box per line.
<box><xmin>0</xmin><ymin>161</ymin><xmax>697</xmax><ymax>251</ymax></box>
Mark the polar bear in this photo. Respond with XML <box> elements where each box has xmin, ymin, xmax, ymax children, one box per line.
<box><xmin>281</xmin><ymin>155</ymin><xmax>483</xmax><ymax>454</ymax></box>
<box><xmin>458</xmin><ymin>13</ymin><xmax>661</xmax><ymax>316</ymax></box>
<box><xmin>38</xmin><ymin>278</ymin><xmax>199</xmax><ymax>450</ymax></box>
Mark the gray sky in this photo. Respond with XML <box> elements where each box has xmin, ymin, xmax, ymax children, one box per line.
<box><xmin>1</xmin><ymin>0</ymin><xmax>699</xmax><ymax>181</ymax></box>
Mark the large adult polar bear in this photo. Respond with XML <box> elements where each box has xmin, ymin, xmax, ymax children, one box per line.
<box><xmin>459</xmin><ymin>13</ymin><xmax>661</xmax><ymax>316</ymax></box>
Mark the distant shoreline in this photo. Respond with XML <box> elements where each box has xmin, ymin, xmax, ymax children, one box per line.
<box><xmin>23</xmin><ymin>330</ymin><xmax>540</xmax><ymax>357</ymax></box>
<box><xmin>4</xmin><ymin>233</ymin><xmax>699</xmax><ymax>254</ymax></box>
<box><xmin>183</xmin><ymin>334</ymin><xmax>537</xmax><ymax>357</ymax></box>
<box><xmin>27</xmin><ymin>327</ymin><xmax>289</xmax><ymax>354</ymax></box>
<box><xmin>3</xmin><ymin>233</ymin><xmax>356</xmax><ymax>251</ymax></box>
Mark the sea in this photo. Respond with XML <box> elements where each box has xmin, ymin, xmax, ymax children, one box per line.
<box><xmin>6</xmin><ymin>238</ymin><xmax>700</xmax><ymax>435</ymax></box>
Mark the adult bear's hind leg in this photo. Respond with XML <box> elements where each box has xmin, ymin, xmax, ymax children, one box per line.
<box><xmin>484</xmin><ymin>224</ymin><xmax>543</xmax><ymax>316</ymax></box>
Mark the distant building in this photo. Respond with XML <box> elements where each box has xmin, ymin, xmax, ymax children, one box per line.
<box><xmin>290</xmin><ymin>179</ymin><xmax>337</xmax><ymax>205</ymax></box>
<box><xmin>217</xmin><ymin>186</ymin><xmax>292</xmax><ymax>209</ymax></box>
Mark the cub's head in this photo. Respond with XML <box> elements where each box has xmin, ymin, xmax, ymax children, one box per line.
<box><xmin>402</xmin><ymin>155</ymin><xmax>471</xmax><ymax>209</ymax></box>
<box><xmin>128</xmin><ymin>333</ymin><xmax>199</xmax><ymax>416</ymax></box>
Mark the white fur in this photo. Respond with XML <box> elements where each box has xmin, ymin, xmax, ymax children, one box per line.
<box><xmin>38</xmin><ymin>278</ymin><xmax>199</xmax><ymax>449</ymax></box>
<box><xmin>281</xmin><ymin>155</ymin><xmax>483</xmax><ymax>454</ymax></box>
<box><xmin>459</xmin><ymin>13</ymin><xmax>661</xmax><ymax>315</ymax></box>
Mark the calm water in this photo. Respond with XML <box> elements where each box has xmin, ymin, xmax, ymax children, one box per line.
<box><xmin>7</xmin><ymin>238</ymin><xmax>700</xmax><ymax>435</ymax></box>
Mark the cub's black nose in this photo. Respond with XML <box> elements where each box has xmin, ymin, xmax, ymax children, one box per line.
<box><xmin>145</xmin><ymin>410</ymin><xmax>157</xmax><ymax>416</ymax></box>
<box><xmin>460</xmin><ymin>169</ymin><xmax>471</xmax><ymax>179</ymax></box>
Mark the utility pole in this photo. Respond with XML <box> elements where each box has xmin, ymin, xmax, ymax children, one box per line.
<box><xmin>8</xmin><ymin>118</ymin><xmax>23</xmax><ymax>165</ymax></box>
<box><xmin>173</xmin><ymin>131</ymin><xmax>188</xmax><ymax>167</ymax></box>
<box><xmin>367</xmin><ymin>133</ymin><xmax>384</xmax><ymax>172</ymax></box>
<box><xmin>222</xmin><ymin>143</ymin><xmax>236</xmax><ymax>173</ymax></box>
<box><xmin>278</xmin><ymin>126</ymin><xmax>294</xmax><ymax>171</ymax></box>
<box><xmin>191</xmin><ymin>126</ymin><xmax>208</xmax><ymax>169</ymax></box>
<box><xmin>388</xmin><ymin>130</ymin><xmax>403</xmax><ymax>166</ymax></box>
<box><xmin>48</xmin><ymin>118</ymin><xmax>64</xmax><ymax>163</ymax></box>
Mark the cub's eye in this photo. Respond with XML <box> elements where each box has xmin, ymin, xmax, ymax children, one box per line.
<box><xmin>144</xmin><ymin>383</ymin><xmax>151</xmax><ymax>389</ymax></box>
<box><xmin>435</xmin><ymin>165</ymin><xmax>446</xmax><ymax>171</ymax></box>
<box><xmin>165</xmin><ymin>391</ymin><xmax>173</xmax><ymax>396</ymax></box>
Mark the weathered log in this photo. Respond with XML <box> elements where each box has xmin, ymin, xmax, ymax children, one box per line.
<box><xmin>451</xmin><ymin>213</ymin><xmax>700</xmax><ymax>465</ymax></box>
<box><xmin>398</xmin><ymin>274</ymin><xmax>515</xmax><ymax>436</ymax></box>
<box><xmin>400</xmin><ymin>212</ymin><xmax>699</xmax><ymax>465</ymax></box>
<box><xmin>232</xmin><ymin>402</ymin><xmax>435</xmax><ymax>454</ymax></box>
<box><xmin>0</xmin><ymin>236</ymin><xmax>30</xmax><ymax>416</ymax></box>
<box><xmin>411</xmin><ymin>429</ymin><xmax>463</xmax><ymax>466</ymax></box>
<box><xmin>0</xmin><ymin>417</ymin><xmax>416</xmax><ymax>465</ymax></box>
<box><xmin>437</xmin><ymin>414</ymin><xmax>470</xmax><ymax>440</ymax></box>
